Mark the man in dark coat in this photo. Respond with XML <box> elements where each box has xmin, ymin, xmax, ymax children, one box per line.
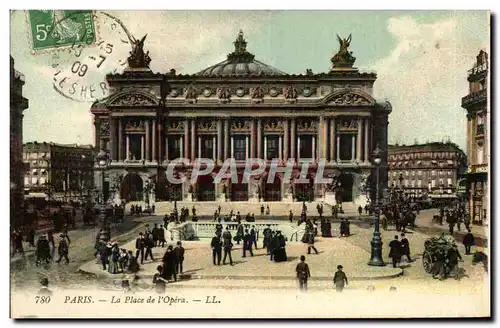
<box><xmin>447</xmin><ymin>244</ymin><xmax>463</xmax><ymax>279</ymax></box>
<box><xmin>235</xmin><ymin>222</ymin><xmax>244</xmax><ymax>245</ymax></box>
<box><xmin>358</xmin><ymin>206</ymin><xmax>363</xmax><ymax>216</ymax></box>
<box><xmin>250</xmin><ymin>226</ymin><xmax>257</xmax><ymax>249</ymax></box>
<box><xmin>11</xmin><ymin>230</ymin><xmax>24</xmax><ymax>258</ymax></box>
<box><xmin>144</xmin><ymin>233</ymin><xmax>155</xmax><ymax>262</ymax></box>
<box><xmin>339</xmin><ymin>219</ymin><xmax>347</xmax><ymax>237</ymax></box>
<box><xmin>135</xmin><ymin>233</ymin><xmax>145</xmax><ymax>264</ymax></box>
<box><xmin>333</xmin><ymin>265</ymin><xmax>348</xmax><ymax>292</ymax></box>
<box><xmin>289</xmin><ymin>210</ymin><xmax>294</xmax><ymax>223</ymax></box>
<box><xmin>307</xmin><ymin>230</ymin><xmax>318</xmax><ymax>255</ymax></box>
<box><xmin>152</xmin><ymin>224</ymin><xmax>159</xmax><ymax>247</ymax></box>
<box><xmin>296</xmin><ymin>255</ymin><xmax>311</xmax><ymax>291</ymax></box>
<box><xmin>222</xmin><ymin>227</ymin><xmax>233</xmax><ymax>266</ymax></box>
<box><xmin>162</xmin><ymin>246</ymin><xmax>177</xmax><ymax>282</ymax></box>
<box><xmin>56</xmin><ymin>235</ymin><xmax>69</xmax><ymax>264</ymax></box>
<box><xmin>462</xmin><ymin>230</ymin><xmax>475</xmax><ymax>255</ymax></box>
<box><xmin>388</xmin><ymin>235</ymin><xmax>402</xmax><ymax>268</ymax></box>
<box><xmin>260</xmin><ymin>204</ymin><xmax>265</xmax><ymax>215</ymax></box>
<box><xmin>269</xmin><ymin>231</ymin><xmax>277</xmax><ymax>261</ymax></box>
<box><xmin>211</xmin><ymin>233</ymin><xmax>223</xmax><ymax>265</ymax></box>
<box><xmin>400</xmin><ymin>233</ymin><xmax>412</xmax><ymax>262</ymax></box>
<box><xmin>273</xmin><ymin>231</ymin><xmax>287</xmax><ymax>262</ymax></box>
<box><xmin>215</xmin><ymin>219</ymin><xmax>223</xmax><ymax>236</ymax></box>
<box><xmin>174</xmin><ymin>241</ymin><xmax>185</xmax><ymax>275</ymax></box>
<box><xmin>242</xmin><ymin>229</ymin><xmax>254</xmax><ymax>258</ymax></box>
<box><xmin>158</xmin><ymin>225</ymin><xmax>166</xmax><ymax>248</ymax></box>
<box><xmin>262</xmin><ymin>224</ymin><xmax>272</xmax><ymax>252</ymax></box>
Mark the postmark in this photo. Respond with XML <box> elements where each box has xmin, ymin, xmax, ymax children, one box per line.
<box><xmin>50</xmin><ymin>11</ymin><xmax>135</xmax><ymax>103</ymax></box>
<box><xmin>27</xmin><ymin>10</ymin><xmax>96</xmax><ymax>52</ymax></box>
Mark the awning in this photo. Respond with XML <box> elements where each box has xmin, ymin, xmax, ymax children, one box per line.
<box><xmin>431</xmin><ymin>160</ymin><xmax>437</xmax><ymax>164</ymax></box>
<box><xmin>416</xmin><ymin>161</ymin><xmax>421</xmax><ymax>165</ymax></box>
<box><xmin>447</xmin><ymin>160</ymin><xmax>453</xmax><ymax>165</ymax></box>
<box><xmin>404</xmin><ymin>161</ymin><xmax>409</xmax><ymax>165</ymax></box>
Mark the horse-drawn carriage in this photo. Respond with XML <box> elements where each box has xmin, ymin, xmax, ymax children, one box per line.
<box><xmin>380</xmin><ymin>207</ymin><xmax>416</xmax><ymax>231</ymax></box>
<box><xmin>422</xmin><ymin>233</ymin><xmax>457</xmax><ymax>278</ymax></box>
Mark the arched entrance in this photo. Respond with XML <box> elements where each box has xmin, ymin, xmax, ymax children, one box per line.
<box><xmin>231</xmin><ymin>178</ymin><xmax>248</xmax><ymax>201</ymax></box>
<box><xmin>120</xmin><ymin>173</ymin><xmax>144</xmax><ymax>202</ymax></box>
<box><xmin>264</xmin><ymin>176</ymin><xmax>281</xmax><ymax>202</ymax></box>
<box><xmin>295</xmin><ymin>176</ymin><xmax>314</xmax><ymax>202</ymax></box>
<box><xmin>338</xmin><ymin>173</ymin><xmax>354</xmax><ymax>202</ymax></box>
<box><xmin>197</xmin><ymin>175</ymin><xmax>215</xmax><ymax>201</ymax></box>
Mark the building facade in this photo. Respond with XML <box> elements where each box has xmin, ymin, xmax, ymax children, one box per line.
<box><xmin>23</xmin><ymin>142</ymin><xmax>95</xmax><ymax>203</ymax></box>
<box><xmin>91</xmin><ymin>32</ymin><xmax>392</xmax><ymax>206</ymax></box>
<box><xmin>462</xmin><ymin>50</ymin><xmax>489</xmax><ymax>225</ymax></box>
<box><xmin>10</xmin><ymin>56</ymin><xmax>29</xmax><ymax>228</ymax></box>
<box><xmin>387</xmin><ymin>142</ymin><xmax>467</xmax><ymax>201</ymax></box>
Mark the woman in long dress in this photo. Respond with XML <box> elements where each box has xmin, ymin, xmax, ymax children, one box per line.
<box><xmin>107</xmin><ymin>244</ymin><xmax>119</xmax><ymax>274</ymax></box>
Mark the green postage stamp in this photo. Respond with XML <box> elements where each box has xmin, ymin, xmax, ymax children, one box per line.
<box><xmin>27</xmin><ymin>10</ymin><xmax>96</xmax><ymax>51</ymax></box>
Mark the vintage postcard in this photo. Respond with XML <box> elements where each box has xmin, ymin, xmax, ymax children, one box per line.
<box><xmin>9</xmin><ymin>10</ymin><xmax>490</xmax><ymax>318</ymax></box>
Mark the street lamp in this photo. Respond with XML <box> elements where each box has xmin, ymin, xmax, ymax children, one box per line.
<box><xmin>96</xmin><ymin>149</ymin><xmax>111</xmax><ymax>243</ymax></box>
<box><xmin>368</xmin><ymin>144</ymin><xmax>386</xmax><ymax>267</ymax></box>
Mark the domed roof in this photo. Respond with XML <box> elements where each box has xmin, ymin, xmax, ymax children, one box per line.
<box><xmin>196</xmin><ymin>31</ymin><xmax>287</xmax><ymax>77</ymax></box>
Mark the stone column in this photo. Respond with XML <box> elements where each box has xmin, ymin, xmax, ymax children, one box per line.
<box><xmin>125</xmin><ymin>135</ymin><xmax>130</xmax><ymax>160</ymax></box>
<box><xmin>217</xmin><ymin>120</ymin><xmax>223</xmax><ymax>162</ymax></box>
<box><xmin>364</xmin><ymin>118</ymin><xmax>370</xmax><ymax>162</ymax></box>
<box><xmin>312</xmin><ymin>136</ymin><xmax>316</xmax><ymax>161</ymax></box>
<box><xmin>141</xmin><ymin>135</ymin><xmax>145</xmax><ymax>160</ymax></box>
<box><xmin>157</xmin><ymin>123</ymin><xmax>162</xmax><ymax>162</ymax></box>
<box><xmin>336</xmin><ymin>135</ymin><xmax>340</xmax><ymax>162</ymax></box>
<box><xmin>190</xmin><ymin>120</ymin><xmax>196</xmax><ymax>161</ymax></box>
<box><xmin>351</xmin><ymin>135</ymin><xmax>355</xmax><ymax>161</ymax></box>
<box><xmin>231</xmin><ymin>136</ymin><xmax>234</xmax><ymax>158</ymax></box>
<box><xmin>330</xmin><ymin>118</ymin><xmax>336</xmax><ymax>162</ymax></box>
<box><xmin>145</xmin><ymin>120</ymin><xmax>150</xmax><ymax>161</ymax></box>
<box><xmin>245</xmin><ymin>135</ymin><xmax>249</xmax><ymax>159</ymax></box>
<box><xmin>250</xmin><ymin>120</ymin><xmax>256</xmax><ymax>158</ymax></box>
<box><xmin>118</xmin><ymin>118</ymin><xmax>123</xmax><ymax>161</ymax></box>
<box><xmin>184</xmin><ymin>119</ymin><xmax>189</xmax><ymax>160</ymax></box>
<box><xmin>297</xmin><ymin>136</ymin><xmax>301</xmax><ymax>161</ymax></box>
<box><xmin>95</xmin><ymin>119</ymin><xmax>101</xmax><ymax>152</ymax></box>
<box><xmin>356</xmin><ymin>118</ymin><xmax>362</xmax><ymax>162</ymax></box>
<box><xmin>152</xmin><ymin>119</ymin><xmax>156</xmax><ymax>161</ymax></box>
<box><xmin>109</xmin><ymin>118</ymin><xmax>117</xmax><ymax>161</ymax></box>
<box><xmin>291</xmin><ymin>119</ymin><xmax>296</xmax><ymax>161</ymax></box>
<box><xmin>319</xmin><ymin>116</ymin><xmax>324</xmax><ymax>159</ymax></box>
<box><xmin>212</xmin><ymin>136</ymin><xmax>216</xmax><ymax>160</ymax></box>
<box><xmin>279</xmin><ymin>135</ymin><xmax>283</xmax><ymax>161</ymax></box>
<box><xmin>178</xmin><ymin>136</ymin><xmax>181</xmax><ymax>159</ymax></box>
<box><xmin>224</xmin><ymin>119</ymin><xmax>229</xmax><ymax>160</ymax></box>
<box><xmin>198</xmin><ymin>136</ymin><xmax>202</xmax><ymax>158</ymax></box>
<box><xmin>257</xmin><ymin>119</ymin><xmax>262</xmax><ymax>158</ymax></box>
<box><xmin>264</xmin><ymin>136</ymin><xmax>268</xmax><ymax>160</ymax></box>
<box><xmin>283</xmin><ymin>120</ymin><xmax>289</xmax><ymax>161</ymax></box>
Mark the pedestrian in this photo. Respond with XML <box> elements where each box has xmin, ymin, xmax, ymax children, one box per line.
<box><xmin>289</xmin><ymin>210</ymin><xmax>294</xmax><ymax>223</ymax></box>
<box><xmin>462</xmin><ymin>229</ymin><xmax>475</xmax><ymax>255</ymax></box>
<box><xmin>242</xmin><ymin>229</ymin><xmax>254</xmax><ymax>258</ymax></box>
<box><xmin>211</xmin><ymin>233</ymin><xmax>223</xmax><ymax>265</ymax></box>
<box><xmin>162</xmin><ymin>245</ymin><xmax>177</xmax><ymax>282</ymax></box>
<box><xmin>28</xmin><ymin>228</ymin><xmax>36</xmax><ymax>248</ymax></box>
<box><xmin>235</xmin><ymin>221</ymin><xmax>244</xmax><ymax>245</ymax></box>
<box><xmin>153</xmin><ymin>265</ymin><xmax>167</xmax><ymax>293</ymax></box>
<box><xmin>262</xmin><ymin>224</ymin><xmax>272</xmax><ymax>251</ymax></box>
<box><xmin>99</xmin><ymin>242</ymin><xmax>109</xmax><ymax>270</ymax></box>
<box><xmin>11</xmin><ymin>229</ymin><xmax>24</xmax><ymax>258</ymax></box>
<box><xmin>358</xmin><ymin>206</ymin><xmax>363</xmax><ymax>216</ymax></box>
<box><xmin>222</xmin><ymin>227</ymin><xmax>233</xmax><ymax>266</ymax></box>
<box><xmin>144</xmin><ymin>233</ymin><xmax>155</xmax><ymax>262</ymax></box>
<box><xmin>108</xmin><ymin>243</ymin><xmax>120</xmax><ymax>274</ymax></box>
<box><xmin>307</xmin><ymin>229</ymin><xmax>318</xmax><ymax>255</ymax></box>
<box><xmin>250</xmin><ymin>225</ymin><xmax>258</xmax><ymax>249</ymax></box>
<box><xmin>135</xmin><ymin>233</ymin><xmax>145</xmax><ymax>264</ymax></box>
<box><xmin>447</xmin><ymin>244</ymin><xmax>463</xmax><ymax>279</ymax></box>
<box><xmin>400</xmin><ymin>233</ymin><xmax>412</xmax><ymax>262</ymax></box>
<box><xmin>296</xmin><ymin>255</ymin><xmax>311</xmax><ymax>291</ymax></box>
<box><xmin>388</xmin><ymin>235</ymin><xmax>402</xmax><ymax>268</ymax></box>
<box><xmin>260</xmin><ymin>204</ymin><xmax>265</xmax><ymax>216</ymax></box>
<box><xmin>37</xmin><ymin>278</ymin><xmax>52</xmax><ymax>296</ymax></box>
<box><xmin>47</xmin><ymin>230</ymin><xmax>55</xmax><ymax>250</ymax></box>
<box><xmin>56</xmin><ymin>235</ymin><xmax>69</xmax><ymax>264</ymax></box>
<box><xmin>266</xmin><ymin>205</ymin><xmax>270</xmax><ymax>215</ymax></box>
<box><xmin>158</xmin><ymin>225</ymin><xmax>166</xmax><ymax>247</ymax></box>
<box><xmin>174</xmin><ymin>241</ymin><xmax>185</xmax><ymax>275</ymax></box>
<box><xmin>333</xmin><ymin>265</ymin><xmax>348</xmax><ymax>292</ymax></box>
<box><xmin>152</xmin><ymin>223</ymin><xmax>159</xmax><ymax>247</ymax></box>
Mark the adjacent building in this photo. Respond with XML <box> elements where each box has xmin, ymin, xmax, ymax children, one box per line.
<box><xmin>10</xmin><ymin>56</ymin><xmax>29</xmax><ymax>229</ymax></box>
<box><xmin>91</xmin><ymin>31</ymin><xmax>392</xmax><ymax>206</ymax></box>
<box><xmin>23</xmin><ymin>142</ymin><xmax>95</xmax><ymax>203</ymax></box>
<box><xmin>462</xmin><ymin>50</ymin><xmax>489</xmax><ymax>225</ymax></box>
<box><xmin>387</xmin><ymin>142</ymin><xmax>467</xmax><ymax>201</ymax></box>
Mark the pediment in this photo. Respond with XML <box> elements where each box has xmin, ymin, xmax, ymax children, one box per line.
<box><xmin>323</xmin><ymin>89</ymin><xmax>375</xmax><ymax>106</ymax></box>
<box><xmin>108</xmin><ymin>92</ymin><xmax>159</xmax><ymax>107</ymax></box>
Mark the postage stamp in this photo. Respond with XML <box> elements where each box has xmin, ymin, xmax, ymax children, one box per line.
<box><xmin>27</xmin><ymin>10</ymin><xmax>96</xmax><ymax>52</ymax></box>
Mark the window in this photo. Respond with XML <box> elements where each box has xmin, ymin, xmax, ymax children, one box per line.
<box><xmin>234</xmin><ymin>136</ymin><xmax>246</xmax><ymax>160</ymax></box>
<box><xmin>411</xmin><ymin>180</ymin><xmax>415</xmax><ymax>188</ymax></box>
<box><xmin>404</xmin><ymin>179</ymin><xmax>409</xmax><ymax>187</ymax></box>
<box><xmin>338</xmin><ymin>134</ymin><xmax>352</xmax><ymax>161</ymax></box>
<box><xmin>431</xmin><ymin>170</ymin><xmax>436</xmax><ymax>176</ymax></box>
<box><xmin>39</xmin><ymin>177</ymin><xmax>46</xmax><ymax>185</ymax></box>
<box><xmin>418</xmin><ymin>170</ymin><xmax>422</xmax><ymax>176</ymax></box>
<box><xmin>266</xmin><ymin>136</ymin><xmax>279</xmax><ymax>160</ymax></box>
<box><xmin>476</xmin><ymin>142</ymin><xmax>484</xmax><ymax>164</ymax></box>
<box><xmin>448</xmin><ymin>171</ymin><xmax>452</xmax><ymax>176</ymax></box>
<box><xmin>200</xmin><ymin>137</ymin><xmax>215</xmax><ymax>159</ymax></box>
<box><xmin>405</xmin><ymin>171</ymin><xmax>409</xmax><ymax>176</ymax></box>
<box><xmin>412</xmin><ymin>171</ymin><xmax>415</xmax><ymax>176</ymax></box>
<box><xmin>24</xmin><ymin>177</ymin><xmax>29</xmax><ymax>185</ymax></box>
<box><xmin>431</xmin><ymin>180</ymin><xmax>436</xmax><ymax>188</ymax></box>
<box><xmin>31</xmin><ymin>177</ymin><xmax>38</xmax><ymax>184</ymax></box>
<box><xmin>447</xmin><ymin>178</ymin><xmax>453</xmax><ymax>187</ymax></box>
<box><xmin>167</xmin><ymin>137</ymin><xmax>182</xmax><ymax>160</ymax></box>
<box><xmin>417</xmin><ymin>180</ymin><xmax>422</xmax><ymax>188</ymax></box>
<box><xmin>439</xmin><ymin>178</ymin><xmax>444</xmax><ymax>186</ymax></box>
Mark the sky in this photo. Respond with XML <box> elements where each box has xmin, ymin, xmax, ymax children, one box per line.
<box><xmin>10</xmin><ymin>10</ymin><xmax>489</xmax><ymax>151</ymax></box>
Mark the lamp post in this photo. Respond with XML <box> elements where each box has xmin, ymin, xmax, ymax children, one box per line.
<box><xmin>368</xmin><ymin>144</ymin><xmax>386</xmax><ymax>266</ymax></box>
<box><xmin>96</xmin><ymin>150</ymin><xmax>110</xmax><ymax>243</ymax></box>
<box><xmin>398</xmin><ymin>173</ymin><xmax>404</xmax><ymax>201</ymax></box>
